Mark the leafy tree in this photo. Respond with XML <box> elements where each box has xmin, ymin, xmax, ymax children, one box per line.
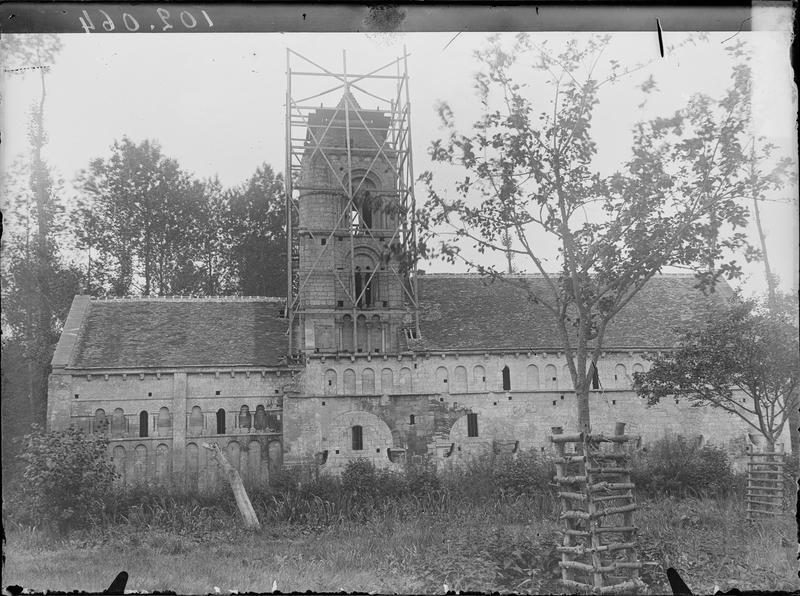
<box><xmin>74</xmin><ymin>138</ymin><xmax>200</xmax><ymax>296</ymax></box>
<box><xmin>224</xmin><ymin>163</ymin><xmax>286</xmax><ymax>296</ymax></box>
<box><xmin>13</xmin><ymin>424</ymin><xmax>118</xmax><ymax>532</ymax></box>
<box><xmin>418</xmin><ymin>34</ymin><xmax>791</xmax><ymax>435</ymax></box>
<box><xmin>635</xmin><ymin>296</ymin><xmax>800</xmax><ymax>451</ymax></box>
<box><xmin>186</xmin><ymin>175</ymin><xmax>232</xmax><ymax>295</ymax></box>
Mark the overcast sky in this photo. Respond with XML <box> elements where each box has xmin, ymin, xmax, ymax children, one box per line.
<box><xmin>1</xmin><ymin>16</ymin><xmax>797</xmax><ymax>298</ymax></box>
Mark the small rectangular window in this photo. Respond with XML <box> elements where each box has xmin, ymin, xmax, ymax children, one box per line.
<box><xmin>467</xmin><ymin>413</ymin><xmax>479</xmax><ymax>437</ymax></box>
<box><xmin>321</xmin><ymin>238</ymin><xmax>327</xmax><ymax>245</ymax></box>
<box><xmin>409</xmin><ymin>414</ymin><xmax>415</xmax><ymax>425</ymax></box>
<box><xmin>215</xmin><ymin>390</ymin><xmax>221</xmax><ymax>396</ymax></box>
<box><xmin>352</xmin><ymin>425</ymin><xmax>363</xmax><ymax>450</ymax></box>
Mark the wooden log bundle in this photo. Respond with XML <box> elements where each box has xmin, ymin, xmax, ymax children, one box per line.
<box><xmin>551</xmin><ymin>423</ymin><xmax>644</xmax><ymax>594</ymax></box>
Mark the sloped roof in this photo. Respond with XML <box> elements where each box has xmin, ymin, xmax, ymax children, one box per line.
<box><xmin>62</xmin><ymin>297</ymin><xmax>288</xmax><ymax>369</ymax></box>
<box><xmin>54</xmin><ymin>274</ymin><xmax>733</xmax><ymax>370</ymax></box>
<box><xmin>416</xmin><ymin>274</ymin><xmax>734</xmax><ymax>351</ymax></box>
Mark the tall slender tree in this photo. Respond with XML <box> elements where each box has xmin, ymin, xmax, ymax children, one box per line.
<box><xmin>0</xmin><ymin>34</ymin><xmax>80</xmax><ymax>431</ymax></box>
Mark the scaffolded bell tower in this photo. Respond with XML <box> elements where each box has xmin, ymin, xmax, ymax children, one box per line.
<box><xmin>285</xmin><ymin>49</ymin><xmax>420</xmax><ymax>359</ymax></box>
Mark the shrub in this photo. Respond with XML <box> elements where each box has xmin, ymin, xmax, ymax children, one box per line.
<box><xmin>14</xmin><ymin>424</ymin><xmax>118</xmax><ymax>532</ymax></box>
<box><xmin>493</xmin><ymin>450</ymin><xmax>556</xmax><ymax>498</ymax></box>
<box><xmin>404</xmin><ymin>461</ymin><xmax>441</xmax><ymax>494</ymax></box>
<box><xmin>631</xmin><ymin>435</ymin><xmax>736</xmax><ymax>498</ymax></box>
<box><xmin>341</xmin><ymin>458</ymin><xmax>379</xmax><ymax>500</ymax></box>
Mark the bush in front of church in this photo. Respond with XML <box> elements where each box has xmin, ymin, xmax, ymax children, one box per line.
<box><xmin>631</xmin><ymin>435</ymin><xmax>736</xmax><ymax>498</ymax></box>
<box><xmin>11</xmin><ymin>424</ymin><xmax>118</xmax><ymax>533</ymax></box>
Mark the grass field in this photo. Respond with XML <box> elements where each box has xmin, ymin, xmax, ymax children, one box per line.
<box><xmin>4</xmin><ymin>496</ymin><xmax>798</xmax><ymax>595</ymax></box>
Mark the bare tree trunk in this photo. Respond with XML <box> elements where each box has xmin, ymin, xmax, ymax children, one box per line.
<box><xmin>203</xmin><ymin>442</ymin><xmax>261</xmax><ymax>530</ymax></box>
<box><xmin>576</xmin><ymin>386</ymin><xmax>591</xmax><ymax>436</ymax></box>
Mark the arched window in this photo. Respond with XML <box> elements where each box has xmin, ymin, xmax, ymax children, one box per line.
<box><xmin>381</xmin><ymin>368</ymin><xmax>394</xmax><ymax>394</ymax></box>
<box><xmin>189</xmin><ymin>406</ymin><xmax>203</xmax><ymax>434</ymax></box>
<box><xmin>216</xmin><ymin>409</ymin><xmax>226</xmax><ymax>435</ymax></box>
<box><xmin>473</xmin><ymin>365</ymin><xmax>486</xmax><ymax>390</ymax></box>
<box><xmin>362</xmin><ymin>368</ymin><xmax>376</xmax><ymax>394</ymax></box>
<box><xmin>355</xmin><ymin>267</ymin><xmax>364</xmax><ymax>306</ymax></box>
<box><xmin>502</xmin><ymin>365</ymin><xmax>511</xmax><ymax>391</ymax></box>
<box><xmin>436</xmin><ymin>366</ymin><xmax>449</xmax><ymax>393</ymax></box>
<box><xmin>139</xmin><ymin>410</ymin><xmax>149</xmax><ymax>438</ymax></box>
<box><xmin>544</xmin><ymin>364</ymin><xmax>558</xmax><ymax>390</ymax></box>
<box><xmin>526</xmin><ymin>364</ymin><xmax>540</xmax><ymax>390</ymax></box>
<box><xmin>352</xmin><ymin>425</ymin><xmax>364</xmax><ymax>451</ymax></box>
<box><xmin>353</xmin><ymin>252</ymin><xmax>377</xmax><ymax>309</ymax></box>
<box><xmin>370</xmin><ymin>315</ymin><xmax>382</xmax><ymax>352</ymax></box>
<box><xmin>452</xmin><ymin>366</ymin><xmax>468</xmax><ymax>393</ymax></box>
<box><xmin>356</xmin><ymin>314</ymin><xmax>367</xmax><ymax>352</ymax></box>
<box><xmin>157</xmin><ymin>407</ymin><xmax>171</xmax><ymax>433</ymax></box>
<box><xmin>324</xmin><ymin>369</ymin><xmax>338</xmax><ymax>395</ymax></box>
<box><xmin>342</xmin><ymin>315</ymin><xmax>354</xmax><ymax>352</ymax></box>
<box><xmin>94</xmin><ymin>408</ymin><xmax>108</xmax><ymax>434</ymax></box>
<box><xmin>363</xmin><ymin>269</ymin><xmax>374</xmax><ymax>307</ymax></box>
<box><xmin>343</xmin><ymin>368</ymin><xmax>356</xmax><ymax>394</ymax></box>
<box><xmin>351</xmin><ymin>176</ymin><xmax>378</xmax><ymax>230</ymax></box>
<box><xmin>239</xmin><ymin>405</ymin><xmax>252</xmax><ymax>430</ymax></box>
<box><xmin>111</xmin><ymin>408</ymin><xmax>126</xmax><ymax>437</ymax></box>
<box><xmin>398</xmin><ymin>367</ymin><xmax>412</xmax><ymax>393</ymax></box>
<box><xmin>615</xmin><ymin>364</ymin><xmax>628</xmax><ymax>388</ymax></box>
<box><xmin>254</xmin><ymin>405</ymin><xmax>267</xmax><ymax>431</ymax></box>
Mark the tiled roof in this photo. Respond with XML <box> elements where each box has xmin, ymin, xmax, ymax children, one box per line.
<box><xmin>56</xmin><ymin>274</ymin><xmax>733</xmax><ymax>369</ymax></box>
<box><xmin>65</xmin><ymin>298</ymin><xmax>288</xmax><ymax>369</ymax></box>
<box><xmin>416</xmin><ymin>274</ymin><xmax>733</xmax><ymax>351</ymax></box>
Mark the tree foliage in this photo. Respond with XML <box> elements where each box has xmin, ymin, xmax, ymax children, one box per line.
<box><xmin>417</xmin><ymin>34</ymin><xmax>791</xmax><ymax>432</ymax></box>
<box><xmin>15</xmin><ymin>424</ymin><xmax>118</xmax><ymax>532</ymax></box>
<box><xmin>225</xmin><ymin>164</ymin><xmax>287</xmax><ymax>297</ymax></box>
<box><xmin>73</xmin><ymin>138</ymin><xmax>286</xmax><ymax>297</ymax></box>
<box><xmin>635</xmin><ymin>296</ymin><xmax>800</xmax><ymax>449</ymax></box>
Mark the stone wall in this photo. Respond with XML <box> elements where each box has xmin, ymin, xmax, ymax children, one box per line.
<box><xmin>283</xmin><ymin>351</ymin><xmax>788</xmax><ymax>474</ymax></box>
<box><xmin>47</xmin><ymin>367</ymin><xmax>294</xmax><ymax>489</ymax></box>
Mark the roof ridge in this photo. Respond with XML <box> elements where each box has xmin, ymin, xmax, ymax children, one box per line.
<box><xmin>419</xmin><ymin>272</ymin><xmax>700</xmax><ymax>279</ymax></box>
<box><xmin>91</xmin><ymin>295</ymin><xmax>285</xmax><ymax>302</ymax></box>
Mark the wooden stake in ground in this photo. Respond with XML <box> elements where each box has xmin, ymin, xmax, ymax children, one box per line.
<box><xmin>202</xmin><ymin>442</ymin><xmax>261</xmax><ymax>530</ymax></box>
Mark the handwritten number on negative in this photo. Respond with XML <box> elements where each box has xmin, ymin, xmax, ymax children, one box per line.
<box><xmin>156</xmin><ymin>8</ymin><xmax>173</xmax><ymax>31</ymax></box>
<box><xmin>180</xmin><ymin>11</ymin><xmax>197</xmax><ymax>29</ymax></box>
<box><xmin>79</xmin><ymin>10</ymin><xmax>96</xmax><ymax>33</ymax></box>
<box><xmin>78</xmin><ymin>8</ymin><xmax>213</xmax><ymax>32</ymax></box>
<box><xmin>98</xmin><ymin>9</ymin><xmax>115</xmax><ymax>32</ymax></box>
<box><xmin>122</xmin><ymin>13</ymin><xmax>140</xmax><ymax>32</ymax></box>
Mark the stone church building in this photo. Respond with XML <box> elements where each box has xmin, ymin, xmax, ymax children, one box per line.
<box><xmin>47</xmin><ymin>90</ymin><xmax>773</xmax><ymax>491</ymax></box>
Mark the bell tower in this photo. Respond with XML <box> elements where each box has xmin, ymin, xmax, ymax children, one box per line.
<box><xmin>285</xmin><ymin>49</ymin><xmax>419</xmax><ymax>359</ymax></box>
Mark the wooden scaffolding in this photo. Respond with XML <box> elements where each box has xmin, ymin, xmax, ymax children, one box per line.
<box><xmin>746</xmin><ymin>444</ymin><xmax>786</xmax><ymax>519</ymax></box>
<box><xmin>551</xmin><ymin>423</ymin><xmax>644</xmax><ymax>594</ymax></box>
